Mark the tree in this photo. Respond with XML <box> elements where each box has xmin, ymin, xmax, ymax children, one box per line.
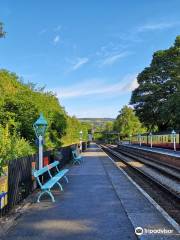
<box><xmin>130</xmin><ymin>36</ymin><xmax>180</xmax><ymax>131</ymax></box>
<box><xmin>104</xmin><ymin>121</ymin><xmax>114</xmax><ymax>132</ymax></box>
<box><xmin>61</xmin><ymin>116</ymin><xmax>88</xmax><ymax>146</ymax></box>
<box><xmin>113</xmin><ymin>106</ymin><xmax>146</xmax><ymax>138</ymax></box>
<box><xmin>0</xmin><ymin>22</ymin><xmax>6</xmax><ymax>38</ymax></box>
<box><xmin>0</xmin><ymin>69</ymin><xmax>89</xmax><ymax>151</ymax></box>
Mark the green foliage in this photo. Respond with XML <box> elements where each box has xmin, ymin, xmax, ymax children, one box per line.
<box><xmin>130</xmin><ymin>35</ymin><xmax>180</xmax><ymax>131</ymax></box>
<box><xmin>113</xmin><ymin>106</ymin><xmax>146</xmax><ymax>138</ymax></box>
<box><xmin>99</xmin><ymin>122</ymin><xmax>114</xmax><ymax>141</ymax></box>
<box><xmin>0</xmin><ymin>69</ymin><xmax>89</xmax><ymax>164</ymax></box>
<box><xmin>0</xmin><ymin>124</ymin><xmax>34</xmax><ymax>176</ymax></box>
<box><xmin>81</xmin><ymin>122</ymin><xmax>89</xmax><ymax>141</ymax></box>
<box><xmin>79</xmin><ymin>118</ymin><xmax>114</xmax><ymax>132</ymax></box>
<box><xmin>61</xmin><ymin>116</ymin><xmax>88</xmax><ymax>146</ymax></box>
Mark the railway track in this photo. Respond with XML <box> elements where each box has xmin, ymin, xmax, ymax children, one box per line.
<box><xmin>101</xmin><ymin>144</ymin><xmax>180</xmax><ymax>223</ymax></box>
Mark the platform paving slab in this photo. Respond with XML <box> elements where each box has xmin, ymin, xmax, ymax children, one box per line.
<box><xmin>2</xmin><ymin>144</ymin><xmax>138</xmax><ymax>240</ymax></box>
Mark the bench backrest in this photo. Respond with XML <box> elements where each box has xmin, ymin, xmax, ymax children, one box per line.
<box><xmin>33</xmin><ymin>166</ymin><xmax>49</xmax><ymax>188</ymax></box>
<box><xmin>33</xmin><ymin>166</ymin><xmax>49</xmax><ymax>178</ymax></box>
<box><xmin>33</xmin><ymin>161</ymin><xmax>60</xmax><ymax>188</ymax></box>
<box><xmin>49</xmin><ymin>161</ymin><xmax>59</xmax><ymax>168</ymax></box>
<box><xmin>33</xmin><ymin>161</ymin><xmax>60</xmax><ymax>177</ymax></box>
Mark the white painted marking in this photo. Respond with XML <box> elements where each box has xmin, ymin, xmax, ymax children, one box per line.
<box><xmin>98</xmin><ymin>144</ymin><xmax>180</xmax><ymax>234</ymax></box>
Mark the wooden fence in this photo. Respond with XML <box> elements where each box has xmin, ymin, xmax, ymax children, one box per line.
<box><xmin>0</xmin><ymin>142</ymin><xmax>87</xmax><ymax>217</ymax></box>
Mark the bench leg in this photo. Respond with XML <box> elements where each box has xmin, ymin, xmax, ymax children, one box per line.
<box><xmin>63</xmin><ymin>175</ymin><xmax>69</xmax><ymax>183</ymax></box>
<box><xmin>56</xmin><ymin>182</ymin><xmax>63</xmax><ymax>191</ymax></box>
<box><xmin>47</xmin><ymin>190</ymin><xmax>55</xmax><ymax>202</ymax></box>
<box><xmin>37</xmin><ymin>190</ymin><xmax>55</xmax><ymax>203</ymax></box>
<box><xmin>73</xmin><ymin>159</ymin><xmax>81</xmax><ymax>165</ymax></box>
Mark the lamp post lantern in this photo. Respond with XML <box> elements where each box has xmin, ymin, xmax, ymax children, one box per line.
<box><xmin>79</xmin><ymin>130</ymin><xmax>83</xmax><ymax>153</ymax></box>
<box><xmin>138</xmin><ymin>134</ymin><xmax>141</xmax><ymax>147</ymax></box>
<box><xmin>33</xmin><ymin>113</ymin><xmax>48</xmax><ymax>169</ymax></box>
<box><xmin>149</xmin><ymin>132</ymin><xmax>152</xmax><ymax>148</ymax></box>
<box><xmin>171</xmin><ymin>130</ymin><xmax>176</xmax><ymax>151</ymax></box>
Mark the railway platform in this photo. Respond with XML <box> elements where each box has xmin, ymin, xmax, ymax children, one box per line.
<box><xmin>125</xmin><ymin>144</ymin><xmax>180</xmax><ymax>158</ymax></box>
<box><xmin>2</xmin><ymin>143</ymin><xmax>179</xmax><ymax>240</ymax></box>
<box><xmin>117</xmin><ymin>143</ymin><xmax>180</xmax><ymax>170</ymax></box>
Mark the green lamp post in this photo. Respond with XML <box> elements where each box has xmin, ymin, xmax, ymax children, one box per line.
<box><xmin>171</xmin><ymin>130</ymin><xmax>176</xmax><ymax>151</ymax></box>
<box><xmin>33</xmin><ymin>113</ymin><xmax>48</xmax><ymax>169</ymax></box>
<box><xmin>149</xmin><ymin>132</ymin><xmax>153</xmax><ymax>148</ymax></box>
<box><xmin>79</xmin><ymin>130</ymin><xmax>83</xmax><ymax>152</ymax></box>
<box><xmin>138</xmin><ymin>133</ymin><xmax>141</xmax><ymax>147</ymax></box>
<box><xmin>129</xmin><ymin>134</ymin><xmax>132</xmax><ymax>144</ymax></box>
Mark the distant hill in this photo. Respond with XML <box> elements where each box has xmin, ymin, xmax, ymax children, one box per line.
<box><xmin>78</xmin><ymin>118</ymin><xmax>115</xmax><ymax>130</ymax></box>
<box><xmin>78</xmin><ymin>118</ymin><xmax>115</xmax><ymax>122</ymax></box>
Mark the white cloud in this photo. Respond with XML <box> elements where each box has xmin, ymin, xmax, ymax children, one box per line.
<box><xmin>100</xmin><ymin>52</ymin><xmax>131</xmax><ymax>66</ymax></box>
<box><xmin>95</xmin><ymin>42</ymin><xmax>132</xmax><ymax>67</ymax></box>
<box><xmin>111</xmin><ymin>21</ymin><xmax>180</xmax><ymax>45</ymax></box>
<box><xmin>96</xmin><ymin>42</ymin><xmax>127</xmax><ymax>56</ymax></box>
<box><xmin>54</xmin><ymin>74</ymin><xmax>138</xmax><ymax>99</ymax></box>
<box><xmin>53</xmin><ymin>35</ymin><xmax>60</xmax><ymax>45</ymax></box>
<box><xmin>137</xmin><ymin>21</ymin><xmax>180</xmax><ymax>32</ymax></box>
<box><xmin>126</xmin><ymin>77</ymin><xmax>139</xmax><ymax>91</ymax></box>
<box><xmin>68</xmin><ymin>57</ymin><xmax>89</xmax><ymax>72</ymax></box>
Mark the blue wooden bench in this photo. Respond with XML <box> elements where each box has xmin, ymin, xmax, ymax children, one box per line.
<box><xmin>72</xmin><ymin>149</ymin><xmax>83</xmax><ymax>164</ymax></box>
<box><xmin>33</xmin><ymin>161</ymin><xmax>69</xmax><ymax>203</ymax></box>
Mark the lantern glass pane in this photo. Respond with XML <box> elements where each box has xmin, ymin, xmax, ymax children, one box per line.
<box><xmin>34</xmin><ymin>125</ymin><xmax>46</xmax><ymax>137</ymax></box>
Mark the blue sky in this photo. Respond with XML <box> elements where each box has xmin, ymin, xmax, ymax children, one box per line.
<box><xmin>0</xmin><ymin>1</ymin><xmax>180</xmax><ymax>118</ymax></box>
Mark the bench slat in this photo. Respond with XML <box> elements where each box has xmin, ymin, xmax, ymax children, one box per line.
<box><xmin>41</xmin><ymin>178</ymin><xmax>59</xmax><ymax>190</ymax></box>
<box><xmin>55</xmin><ymin>169</ymin><xmax>69</xmax><ymax>178</ymax></box>
<box><xmin>49</xmin><ymin>161</ymin><xmax>59</xmax><ymax>168</ymax></box>
<box><xmin>34</xmin><ymin>166</ymin><xmax>49</xmax><ymax>177</ymax></box>
<box><xmin>41</xmin><ymin>169</ymin><xmax>69</xmax><ymax>190</ymax></box>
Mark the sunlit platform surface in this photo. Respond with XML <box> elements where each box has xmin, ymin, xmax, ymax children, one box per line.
<box><xmin>121</xmin><ymin>144</ymin><xmax>180</xmax><ymax>158</ymax></box>
<box><xmin>3</xmin><ymin>143</ymin><xmax>179</xmax><ymax>240</ymax></box>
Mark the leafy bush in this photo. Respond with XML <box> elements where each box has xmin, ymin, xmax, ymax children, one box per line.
<box><xmin>0</xmin><ymin>69</ymin><xmax>90</xmax><ymax>170</ymax></box>
<box><xmin>0</xmin><ymin>124</ymin><xmax>34</xmax><ymax>176</ymax></box>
